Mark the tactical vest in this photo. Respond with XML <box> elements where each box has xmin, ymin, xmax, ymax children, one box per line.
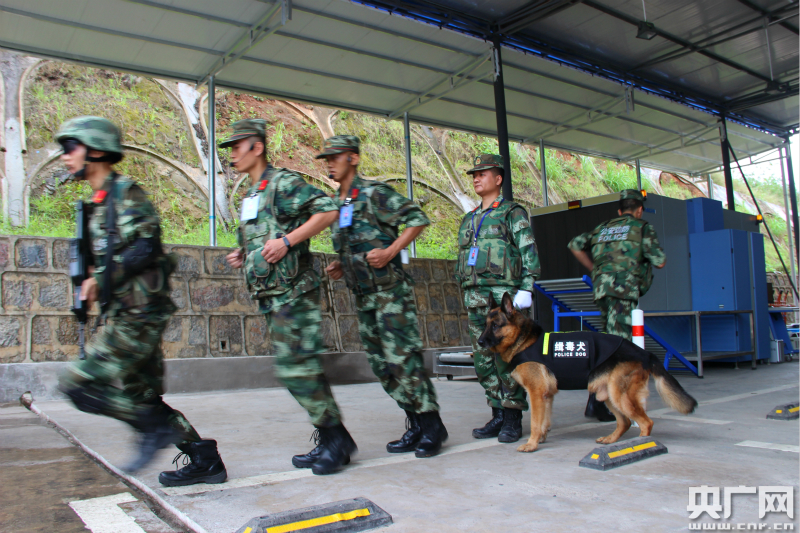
<box><xmin>590</xmin><ymin>215</ymin><xmax>654</xmax><ymax>297</ymax></box>
<box><xmin>240</xmin><ymin>169</ymin><xmax>310</xmax><ymax>299</ymax></box>
<box><xmin>331</xmin><ymin>180</ymin><xmax>406</xmax><ymax>295</ymax></box>
<box><xmin>88</xmin><ymin>174</ymin><xmax>176</xmax><ymax>313</ymax></box>
<box><xmin>509</xmin><ymin>331</ymin><xmax>635</xmax><ymax>390</ymax></box>
<box><xmin>455</xmin><ymin>201</ymin><xmax>524</xmax><ymax>289</ymax></box>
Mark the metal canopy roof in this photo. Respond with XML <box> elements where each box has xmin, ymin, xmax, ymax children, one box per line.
<box><xmin>0</xmin><ymin>0</ymin><xmax>796</xmax><ymax>176</ymax></box>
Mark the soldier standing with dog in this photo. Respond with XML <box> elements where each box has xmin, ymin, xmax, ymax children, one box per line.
<box><xmin>568</xmin><ymin>189</ymin><xmax>666</xmax><ymax>419</ymax></box>
<box><xmin>222</xmin><ymin>120</ymin><xmax>355</xmax><ymax>476</ymax></box>
<box><xmin>320</xmin><ymin>135</ymin><xmax>447</xmax><ymax>458</ymax></box>
<box><xmin>455</xmin><ymin>154</ymin><xmax>541</xmax><ymax>444</ymax></box>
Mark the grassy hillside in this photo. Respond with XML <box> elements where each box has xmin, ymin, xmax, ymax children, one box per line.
<box><xmin>1</xmin><ymin>61</ymin><xmax>794</xmax><ymax>273</ymax></box>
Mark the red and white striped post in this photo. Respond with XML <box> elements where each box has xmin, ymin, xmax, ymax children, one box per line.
<box><xmin>632</xmin><ymin>309</ymin><xmax>645</xmax><ymax>349</ymax></box>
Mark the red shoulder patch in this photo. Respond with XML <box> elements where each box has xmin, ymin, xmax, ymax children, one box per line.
<box><xmin>92</xmin><ymin>190</ymin><xmax>107</xmax><ymax>203</ymax></box>
<box><xmin>351</xmin><ymin>188</ymin><xmax>359</xmax><ymax>198</ymax></box>
<box><xmin>258</xmin><ymin>180</ymin><xmax>269</xmax><ymax>191</ymax></box>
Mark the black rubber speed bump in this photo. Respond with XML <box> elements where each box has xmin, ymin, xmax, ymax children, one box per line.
<box><xmin>235</xmin><ymin>497</ymin><xmax>391</xmax><ymax>533</ymax></box>
<box><xmin>579</xmin><ymin>437</ymin><xmax>668</xmax><ymax>471</ymax></box>
<box><xmin>767</xmin><ymin>403</ymin><xmax>799</xmax><ymax>420</ymax></box>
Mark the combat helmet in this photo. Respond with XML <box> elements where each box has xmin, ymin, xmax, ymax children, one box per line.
<box><xmin>55</xmin><ymin>116</ymin><xmax>124</xmax><ymax>163</ymax></box>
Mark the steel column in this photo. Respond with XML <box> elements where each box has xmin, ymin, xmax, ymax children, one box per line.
<box><xmin>208</xmin><ymin>76</ymin><xmax>217</xmax><ymax>246</ymax></box>
<box><xmin>720</xmin><ymin>119</ymin><xmax>736</xmax><ymax>211</ymax></box>
<box><xmin>635</xmin><ymin>159</ymin><xmax>642</xmax><ymax>190</ymax></box>
<box><xmin>785</xmin><ymin>143</ymin><xmax>799</xmax><ymax>268</ymax></box>
<box><xmin>707</xmin><ymin>174</ymin><xmax>714</xmax><ymax>199</ymax></box>
<box><xmin>492</xmin><ymin>37</ymin><xmax>513</xmax><ymax>202</ymax></box>
<box><xmin>540</xmin><ymin>139</ymin><xmax>548</xmax><ymax>207</ymax></box>
<box><xmin>780</xmin><ymin>146</ymin><xmax>796</xmax><ymax>291</ymax></box>
<box><xmin>403</xmin><ymin>112</ymin><xmax>416</xmax><ymax>258</ymax></box>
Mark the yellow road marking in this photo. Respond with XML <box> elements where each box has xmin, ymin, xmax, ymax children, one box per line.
<box><xmin>243</xmin><ymin>528</ymin><xmax>252</xmax><ymax>533</ymax></box>
<box><xmin>266</xmin><ymin>508</ymin><xmax>371</xmax><ymax>533</ymax></box>
<box><xmin>776</xmin><ymin>410</ymin><xmax>783</xmax><ymax>413</ymax></box>
<box><xmin>607</xmin><ymin>441</ymin><xmax>657</xmax><ymax>459</ymax></box>
<box><xmin>789</xmin><ymin>407</ymin><xmax>799</xmax><ymax>413</ymax></box>
<box><xmin>590</xmin><ymin>454</ymin><xmax>599</xmax><ymax>459</ymax></box>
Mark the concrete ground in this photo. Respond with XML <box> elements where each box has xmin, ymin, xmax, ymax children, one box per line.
<box><xmin>8</xmin><ymin>362</ymin><xmax>800</xmax><ymax>533</ymax></box>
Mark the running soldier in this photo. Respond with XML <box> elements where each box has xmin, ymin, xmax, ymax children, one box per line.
<box><xmin>222</xmin><ymin>120</ymin><xmax>355</xmax><ymax>475</ymax></box>
<box><xmin>455</xmin><ymin>154</ymin><xmax>541</xmax><ymax>443</ymax></box>
<box><xmin>319</xmin><ymin>135</ymin><xmax>447</xmax><ymax>458</ymax></box>
<box><xmin>57</xmin><ymin>116</ymin><xmax>227</xmax><ymax>486</ymax></box>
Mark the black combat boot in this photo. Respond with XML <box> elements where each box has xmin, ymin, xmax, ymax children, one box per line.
<box><xmin>584</xmin><ymin>393</ymin><xmax>616</xmax><ymax>422</ymax></box>
<box><xmin>497</xmin><ymin>408</ymin><xmax>523</xmax><ymax>443</ymax></box>
<box><xmin>471</xmin><ymin>407</ymin><xmax>504</xmax><ymax>439</ymax></box>
<box><xmin>292</xmin><ymin>429</ymin><xmax>351</xmax><ymax>468</ymax></box>
<box><xmin>124</xmin><ymin>405</ymin><xmax>185</xmax><ymax>473</ymax></box>
<box><xmin>386</xmin><ymin>411</ymin><xmax>422</xmax><ymax>453</ymax></box>
<box><xmin>158</xmin><ymin>440</ymin><xmax>227</xmax><ymax>487</ymax></box>
<box><xmin>311</xmin><ymin>424</ymin><xmax>357</xmax><ymax>476</ymax></box>
<box><xmin>414</xmin><ymin>411</ymin><xmax>448</xmax><ymax>458</ymax></box>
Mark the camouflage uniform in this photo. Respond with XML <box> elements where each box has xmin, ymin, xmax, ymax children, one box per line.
<box><xmin>455</xmin><ymin>154</ymin><xmax>541</xmax><ymax>411</ymax></box>
<box><xmin>568</xmin><ymin>190</ymin><xmax>666</xmax><ymax>340</ymax></box>
<box><xmin>323</xmin><ymin>139</ymin><xmax>438</xmax><ymax>414</ymax></box>
<box><xmin>59</xmin><ymin>171</ymin><xmax>200</xmax><ymax>444</ymax></box>
<box><xmin>231</xmin><ymin>121</ymin><xmax>342</xmax><ymax>427</ymax></box>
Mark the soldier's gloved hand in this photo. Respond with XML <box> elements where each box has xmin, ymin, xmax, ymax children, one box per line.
<box><xmin>325</xmin><ymin>261</ymin><xmax>344</xmax><ymax>280</ymax></box>
<box><xmin>513</xmin><ymin>290</ymin><xmax>532</xmax><ymax>310</ymax></box>
<box><xmin>226</xmin><ymin>249</ymin><xmax>244</xmax><ymax>269</ymax></box>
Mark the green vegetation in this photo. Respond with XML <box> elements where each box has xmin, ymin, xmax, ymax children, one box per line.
<box><xmin>3</xmin><ymin>61</ymin><xmax>792</xmax><ymax>272</ymax></box>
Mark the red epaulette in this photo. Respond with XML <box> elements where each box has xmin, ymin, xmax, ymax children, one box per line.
<box><xmin>92</xmin><ymin>190</ymin><xmax>108</xmax><ymax>203</ymax></box>
<box><xmin>257</xmin><ymin>180</ymin><xmax>269</xmax><ymax>191</ymax></box>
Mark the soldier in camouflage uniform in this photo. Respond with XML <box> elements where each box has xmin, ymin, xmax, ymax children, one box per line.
<box><xmin>568</xmin><ymin>189</ymin><xmax>666</xmax><ymax>419</ymax></box>
<box><xmin>455</xmin><ymin>154</ymin><xmax>541</xmax><ymax>443</ymax></box>
<box><xmin>318</xmin><ymin>136</ymin><xmax>447</xmax><ymax>458</ymax></box>
<box><xmin>56</xmin><ymin>117</ymin><xmax>227</xmax><ymax>486</ymax></box>
<box><xmin>222</xmin><ymin>120</ymin><xmax>355</xmax><ymax>476</ymax></box>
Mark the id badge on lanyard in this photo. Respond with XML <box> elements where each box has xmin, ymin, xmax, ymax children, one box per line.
<box><xmin>339</xmin><ymin>187</ymin><xmax>359</xmax><ymax>228</ymax></box>
<box><xmin>240</xmin><ymin>195</ymin><xmax>259</xmax><ymax>221</ymax></box>
<box><xmin>339</xmin><ymin>204</ymin><xmax>353</xmax><ymax>228</ymax></box>
<box><xmin>467</xmin><ymin>246</ymin><xmax>480</xmax><ymax>266</ymax></box>
<box><xmin>241</xmin><ymin>179</ymin><xmax>268</xmax><ymax>222</ymax></box>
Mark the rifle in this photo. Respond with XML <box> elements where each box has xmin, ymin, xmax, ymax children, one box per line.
<box><xmin>69</xmin><ymin>200</ymin><xmax>93</xmax><ymax>360</ymax></box>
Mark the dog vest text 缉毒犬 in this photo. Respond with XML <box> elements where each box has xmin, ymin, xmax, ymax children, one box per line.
<box><xmin>508</xmin><ymin>331</ymin><xmax>630</xmax><ymax>390</ymax></box>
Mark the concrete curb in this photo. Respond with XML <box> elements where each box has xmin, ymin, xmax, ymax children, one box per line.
<box><xmin>19</xmin><ymin>391</ymin><xmax>207</xmax><ymax>533</ymax></box>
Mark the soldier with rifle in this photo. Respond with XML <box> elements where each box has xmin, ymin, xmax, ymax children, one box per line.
<box><xmin>57</xmin><ymin>116</ymin><xmax>227</xmax><ymax>487</ymax></box>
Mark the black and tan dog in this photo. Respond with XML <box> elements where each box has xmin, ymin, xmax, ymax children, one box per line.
<box><xmin>478</xmin><ymin>293</ymin><xmax>697</xmax><ymax>453</ymax></box>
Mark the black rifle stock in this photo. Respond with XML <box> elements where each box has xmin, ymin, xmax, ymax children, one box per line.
<box><xmin>69</xmin><ymin>200</ymin><xmax>93</xmax><ymax>360</ymax></box>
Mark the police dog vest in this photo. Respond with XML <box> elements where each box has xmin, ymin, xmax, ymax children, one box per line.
<box><xmin>508</xmin><ymin>331</ymin><xmax>647</xmax><ymax>390</ymax></box>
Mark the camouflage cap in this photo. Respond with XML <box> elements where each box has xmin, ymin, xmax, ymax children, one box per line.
<box><xmin>55</xmin><ymin>116</ymin><xmax>123</xmax><ymax>155</ymax></box>
<box><xmin>219</xmin><ymin>119</ymin><xmax>267</xmax><ymax>148</ymax></box>
<box><xmin>466</xmin><ymin>153</ymin><xmax>503</xmax><ymax>174</ymax></box>
<box><xmin>620</xmin><ymin>189</ymin><xmax>646</xmax><ymax>202</ymax></box>
<box><xmin>315</xmin><ymin>135</ymin><xmax>360</xmax><ymax>159</ymax></box>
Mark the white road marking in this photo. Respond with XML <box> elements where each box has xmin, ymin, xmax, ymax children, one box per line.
<box><xmin>735</xmin><ymin>441</ymin><xmax>800</xmax><ymax>453</ymax></box>
<box><xmin>651</xmin><ymin>414</ymin><xmax>732</xmax><ymax>425</ymax></box>
<box><xmin>68</xmin><ymin>493</ymin><xmax>145</xmax><ymax>533</ymax></box>
<box><xmin>162</xmin><ymin>383</ymin><xmax>798</xmax><ymax>497</ymax></box>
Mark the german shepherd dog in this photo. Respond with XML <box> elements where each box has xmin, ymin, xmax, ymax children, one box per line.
<box><xmin>478</xmin><ymin>293</ymin><xmax>698</xmax><ymax>453</ymax></box>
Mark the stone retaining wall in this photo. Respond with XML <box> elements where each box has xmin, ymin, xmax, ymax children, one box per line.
<box><xmin>0</xmin><ymin>236</ymin><xmax>470</xmax><ymax>365</ymax></box>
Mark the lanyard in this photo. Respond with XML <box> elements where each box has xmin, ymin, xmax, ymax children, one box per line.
<box><xmin>470</xmin><ymin>198</ymin><xmax>503</xmax><ymax>245</ymax></box>
<box><xmin>343</xmin><ymin>187</ymin><xmax>359</xmax><ymax>206</ymax></box>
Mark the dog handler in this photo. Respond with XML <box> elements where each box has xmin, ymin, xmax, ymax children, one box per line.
<box><xmin>222</xmin><ymin>120</ymin><xmax>355</xmax><ymax>476</ymax></box>
<box><xmin>454</xmin><ymin>154</ymin><xmax>541</xmax><ymax>443</ymax></box>
<box><xmin>320</xmin><ymin>135</ymin><xmax>447</xmax><ymax>458</ymax></box>
<box><xmin>568</xmin><ymin>189</ymin><xmax>666</xmax><ymax>419</ymax></box>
